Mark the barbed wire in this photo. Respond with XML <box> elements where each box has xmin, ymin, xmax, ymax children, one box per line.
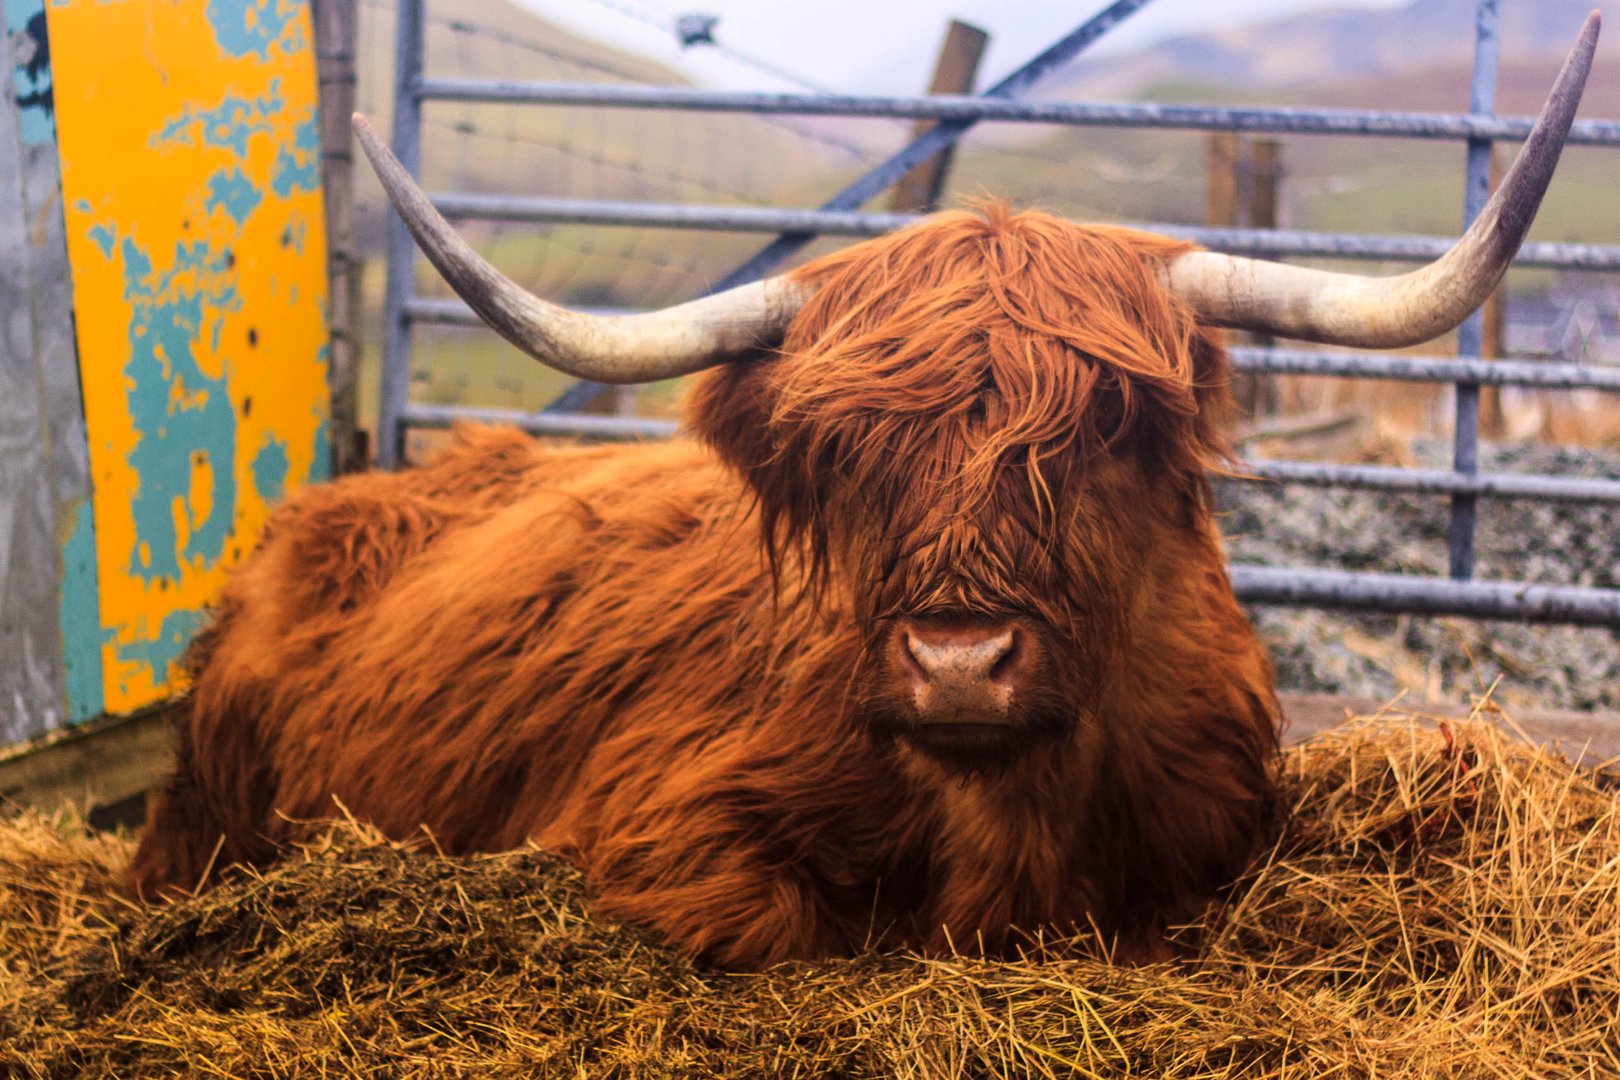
<box><xmin>361</xmin><ymin>0</ymin><xmax>891</xmax><ymax>164</ymax></box>
<box><xmin>354</xmin><ymin>0</ymin><xmax>889</xmax><ymax>412</ymax></box>
<box><xmin>580</xmin><ymin>0</ymin><xmax>841</xmax><ymax>94</ymax></box>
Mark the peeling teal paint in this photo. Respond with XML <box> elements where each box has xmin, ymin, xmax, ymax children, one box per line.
<box><xmin>58</xmin><ymin>500</ymin><xmax>105</xmax><ymax>722</ymax></box>
<box><xmin>251</xmin><ymin>435</ymin><xmax>289</xmax><ymax>501</ymax></box>
<box><xmin>270</xmin><ymin>112</ymin><xmax>319</xmax><ymax>197</ymax></box>
<box><xmin>154</xmin><ymin>81</ymin><xmax>284</xmax><ymax>156</ymax></box>
<box><xmin>7</xmin><ymin>0</ymin><xmax>54</xmax><ymax>146</ymax></box>
<box><xmin>88</xmin><ymin>221</ymin><xmax>114</xmax><ymax>257</ymax></box>
<box><xmin>115</xmin><ymin>608</ymin><xmax>206</xmax><ymax>685</ymax></box>
<box><xmin>205</xmin><ymin>0</ymin><xmax>297</xmax><ymax>60</ymax></box>
<box><xmin>311</xmin><ymin>414</ymin><xmax>331</xmax><ymax>481</ymax></box>
<box><xmin>121</xmin><ymin>236</ymin><xmax>241</xmax><ymax>582</ymax></box>
<box><xmin>205</xmin><ymin>166</ymin><xmax>262</xmax><ymax>226</ymax></box>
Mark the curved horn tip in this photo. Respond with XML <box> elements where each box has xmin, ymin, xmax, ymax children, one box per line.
<box><xmin>1574</xmin><ymin>10</ymin><xmax>1601</xmax><ymax>61</ymax></box>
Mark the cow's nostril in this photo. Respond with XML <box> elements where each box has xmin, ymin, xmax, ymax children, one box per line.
<box><xmin>988</xmin><ymin>628</ymin><xmax>1023</xmax><ymax>684</ymax></box>
<box><xmin>897</xmin><ymin>632</ymin><xmax>929</xmax><ymax>680</ymax></box>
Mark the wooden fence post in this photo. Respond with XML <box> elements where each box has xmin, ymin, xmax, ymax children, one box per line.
<box><xmin>888</xmin><ymin>20</ymin><xmax>989</xmax><ymax>213</ymax></box>
<box><xmin>1480</xmin><ymin>145</ymin><xmax>1507</xmax><ymax>438</ymax></box>
<box><xmin>1204</xmin><ymin>131</ymin><xmax>1240</xmax><ymax>232</ymax></box>
<box><xmin>1246</xmin><ymin>138</ymin><xmax>1282</xmax><ymax>233</ymax></box>
<box><xmin>1208</xmin><ymin>133</ymin><xmax>1285</xmax><ymax>419</ymax></box>
<box><xmin>1244</xmin><ymin>138</ymin><xmax>1283</xmax><ymax>418</ymax></box>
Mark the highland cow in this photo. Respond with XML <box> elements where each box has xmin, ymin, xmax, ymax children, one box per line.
<box><xmin>128</xmin><ymin>20</ymin><xmax>1596</xmax><ymax>968</ymax></box>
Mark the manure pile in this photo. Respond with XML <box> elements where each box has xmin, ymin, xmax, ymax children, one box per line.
<box><xmin>3</xmin><ymin>712</ymin><xmax>1618</xmax><ymax>1078</ymax></box>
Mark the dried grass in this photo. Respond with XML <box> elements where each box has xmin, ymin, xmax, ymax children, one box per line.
<box><xmin>3</xmin><ymin>709</ymin><xmax>1618</xmax><ymax>1078</ymax></box>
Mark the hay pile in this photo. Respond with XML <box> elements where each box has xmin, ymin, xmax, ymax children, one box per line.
<box><xmin>3</xmin><ymin>711</ymin><xmax>1618</xmax><ymax>1078</ymax></box>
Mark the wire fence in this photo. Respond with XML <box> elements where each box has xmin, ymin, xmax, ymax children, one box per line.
<box><xmin>361</xmin><ymin>0</ymin><xmax>1620</xmax><ymax>627</ymax></box>
<box><xmin>352</xmin><ymin>0</ymin><xmax>942</xmax><ymax>421</ymax></box>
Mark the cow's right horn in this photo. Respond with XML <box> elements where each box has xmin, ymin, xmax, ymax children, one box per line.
<box><xmin>353</xmin><ymin>114</ymin><xmax>811</xmax><ymax>383</ymax></box>
<box><xmin>1160</xmin><ymin>10</ymin><xmax>1600</xmax><ymax>349</ymax></box>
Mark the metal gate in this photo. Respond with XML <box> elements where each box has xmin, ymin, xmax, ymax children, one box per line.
<box><xmin>376</xmin><ymin>0</ymin><xmax>1620</xmax><ymax>626</ymax></box>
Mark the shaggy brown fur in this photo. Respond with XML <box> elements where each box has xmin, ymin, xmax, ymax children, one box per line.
<box><xmin>129</xmin><ymin>206</ymin><xmax>1280</xmax><ymax>968</ymax></box>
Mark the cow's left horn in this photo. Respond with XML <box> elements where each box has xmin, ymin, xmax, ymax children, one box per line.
<box><xmin>353</xmin><ymin>114</ymin><xmax>811</xmax><ymax>382</ymax></box>
<box><xmin>1160</xmin><ymin>10</ymin><xmax>1599</xmax><ymax>349</ymax></box>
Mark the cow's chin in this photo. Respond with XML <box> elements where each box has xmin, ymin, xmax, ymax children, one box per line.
<box><xmin>867</xmin><ymin>708</ymin><xmax>1073</xmax><ymax>777</ymax></box>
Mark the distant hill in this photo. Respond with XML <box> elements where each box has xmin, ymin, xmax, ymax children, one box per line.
<box><xmin>1051</xmin><ymin>0</ymin><xmax>1609</xmax><ymax>99</ymax></box>
<box><xmin>937</xmin><ymin>0</ymin><xmax>1620</xmax><ymax>250</ymax></box>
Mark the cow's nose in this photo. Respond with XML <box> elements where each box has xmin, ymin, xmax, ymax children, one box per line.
<box><xmin>905</xmin><ymin>625</ymin><xmax>1016</xmax><ymax>684</ymax></box>
<box><xmin>897</xmin><ymin>619</ymin><xmax>1030</xmax><ymax>720</ymax></box>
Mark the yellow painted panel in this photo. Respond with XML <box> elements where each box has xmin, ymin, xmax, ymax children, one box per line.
<box><xmin>49</xmin><ymin>0</ymin><xmax>331</xmax><ymax>713</ymax></box>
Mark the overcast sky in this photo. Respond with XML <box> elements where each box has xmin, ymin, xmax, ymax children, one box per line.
<box><xmin>515</xmin><ymin>0</ymin><xmax>1411</xmax><ymax>93</ymax></box>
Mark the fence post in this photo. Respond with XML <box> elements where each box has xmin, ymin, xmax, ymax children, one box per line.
<box><xmin>311</xmin><ymin>0</ymin><xmax>364</xmax><ymax>473</ymax></box>
<box><xmin>1203</xmin><ymin>131</ymin><xmax>1239</xmax><ymax>231</ymax></box>
<box><xmin>1246</xmin><ymin>139</ymin><xmax>1282</xmax><ymax>232</ymax></box>
<box><xmin>1447</xmin><ymin>0</ymin><xmax>1500</xmax><ymax>581</ymax></box>
<box><xmin>889</xmin><ymin>20</ymin><xmax>989</xmax><ymax>214</ymax></box>
<box><xmin>1207</xmin><ymin>132</ymin><xmax>1269</xmax><ymax>418</ymax></box>
<box><xmin>1244</xmin><ymin>138</ymin><xmax>1283</xmax><ymax>418</ymax></box>
<box><xmin>377</xmin><ymin>0</ymin><xmax>425</xmax><ymax>470</ymax></box>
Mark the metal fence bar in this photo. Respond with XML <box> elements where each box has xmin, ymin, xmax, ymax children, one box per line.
<box><xmin>406</xmin><ymin>403</ymin><xmax>679</xmax><ymax>439</ymax></box>
<box><xmin>400</xmin><ymin>407</ymin><xmax>1620</xmax><ymax>505</ymax></box>
<box><xmin>434</xmin><ymin>194</ymin><xmax>912</xmax><ymax>235</ymax></box>
<box><xmin>1236</xmin><ymin>460</ymin><xmax>1620</xmax><ymax>503</ymax></box>
<box><xmin>1227</xmin><ymin>347</ymin><xmax>1620</xmax><ymax>390</ymax></box>
<box><xmin>414</xmin><ymin>79</ymin><xmax>1620</xmax><ymax>146</ymax></box>
<box><xmin>404</xmin><ymin>297</ymin><xmax>482</xmax><ymax>326</ymax></box>
<box><xmin>382</xmin><ymin>1</ymin><xmax>1620</xmax><ymax>628</ymax></box>
<box><xmin>1148</xmin><ymin>225</ymin><xmax>1620</xmax><ymax>269</ymax></box>
<box><xmin>425</xmin><ymin>193</ymin><xmax>1620</xmax><ymax>269</ymax></box>
<box><xmin>1448</xmin><ymin>0</ymin><xmax>1500</xmax><ymax>581</ymax></box>
<box><xmin>377</xmin><ymin>0</ymin><xmax>425</xmax><ymax>471</ymax></box>
<box><xmin>542</xmin><ymin>0</ymin><xmax>1162</xmax><ymax>415</ymax></box>
<box><xmin>404</xmin><ymin>299</ymin><xmax>1620</xmax><ymax>390</ymax></box>
<box><xmin>1228</xmin><ymin>565</ymin><xmax>1620</xmax><ymax>626</ymax></box>
<box><xmin>712</xmin><ymin>0</ymin><xmax>1160</xmax><ymax>294</ymax></box>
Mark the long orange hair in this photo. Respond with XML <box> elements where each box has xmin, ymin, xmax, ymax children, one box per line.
<box><xmin>689</xmin><ymin>203</ymin><xmax>1236</xmax><ymax>631</ymax></box>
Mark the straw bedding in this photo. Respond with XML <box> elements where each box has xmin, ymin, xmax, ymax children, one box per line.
<box><xmin>3</xmin><ymin>710</ymin><xmax>1617</xmax><ymax>1078</ymax></box>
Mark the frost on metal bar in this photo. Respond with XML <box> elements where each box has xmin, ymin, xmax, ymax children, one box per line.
<box><xmin>406</xmin><ymin>403</ymin><xmax>679</xmax><ymax>440</ymax></box>
<box><xmin>1229</xmin><ymin>566</ymin><xmax>1620</xmax><ymax>626</ymax></box>
<box><xmin>1235</xmin><ymin>460</ymin><xmax>1620</xmax><ymax>503</ymax></box>
<box><xmin>1228</xmin><ymin>347</ymin><xmax>1620</xmax><ymax>391</ymax></box>
<box><xmin>413</xmin><ymin>79</ymin><xmax>1620</xmax><ymax>147</ymax></box>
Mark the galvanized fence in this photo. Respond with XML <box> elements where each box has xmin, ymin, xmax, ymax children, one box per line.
<box><xmin>378</xmin><ymin>0</ymin><xmax>1620</xmax><ymax>626</ymax></box>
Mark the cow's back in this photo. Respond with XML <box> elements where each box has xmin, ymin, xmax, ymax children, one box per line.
<box><xmin>127</xmin><ymin>427</ymin><xmax>774</xmax><ymax>897</ymax></box>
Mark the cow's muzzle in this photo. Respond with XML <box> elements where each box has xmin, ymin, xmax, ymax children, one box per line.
<box><xmin>894</xmin><ymin>616</ymin><xmax>1032</xmax><ymax>727</ymax></box>
<box><xmin>867</xmin><ymin>612</ymin><xmax>1072</xmax><ymax>771</ymax></box>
